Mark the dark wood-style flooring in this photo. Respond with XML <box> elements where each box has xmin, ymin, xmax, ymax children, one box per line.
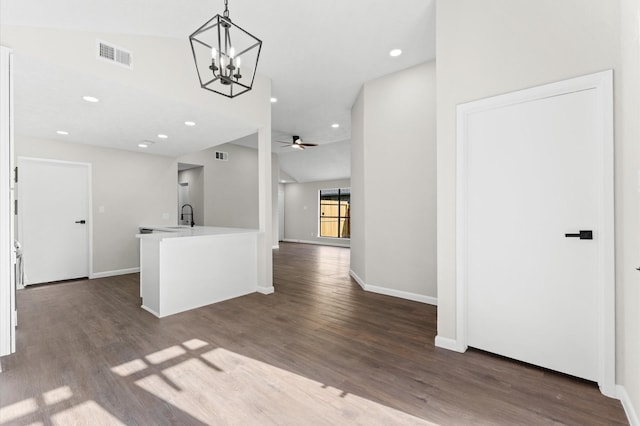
<box><xmin>0</xmin><ymin>242</ymin><xmax>628</xmax><ymax>425</ymax></box>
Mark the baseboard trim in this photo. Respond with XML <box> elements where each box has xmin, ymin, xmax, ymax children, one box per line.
<box><xmin>434</xmin><ymin>335</ymin><xmax>466</xmax><ymax>353</ymax></box>
<box><xmin>348</xmin><ymin>269</ymin><xmax>437</xmax><ymax>306</ymax></box>
<box><xmin>349</xmin><ymin>269</ymin><xmax>366</xmax><ymax>290</ymax></box>
<box><xmin>617</xmin><ymin>385</ymin><xmax>639</xmax><ymax>426</ymax></box>
<box><xmin>91</xmin><ymin>267</ymin><xmax>140</xmax><ymax>279</ymax></box>
<box><xmin>140</xmin><ymin>304</ymin><xmax>160</xmax><ymax>318</ymax></box>
<box><xmin>283</xmin><ymin>238</ymin><xmax>350</xmax><ymax>248</ymax></box>
<box><xmin>272</xmin><ymin>244</ymin><xmax>280</xmax><ymax>249</ymax></box>
<box><xmin>257</xmin><ymin>286</ymin><xmax>275</xmax><ymax>295</ymax></box>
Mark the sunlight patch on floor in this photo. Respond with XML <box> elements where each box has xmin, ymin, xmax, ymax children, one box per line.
<box><xmin>182</xmin><ymin>338</ymin><xmax>209</xmax><ymax>350</ymax></box>
<box><xmin>42</xmin><ymin>386</ymin><xmax>73</xmax><ymax>406</ymax></box>
<box><xmin>145</xmin><ymin>345</ymin><xmax>186</xmax><ymax>364</ymax></box>
<box><xmin>0</xmin><ymin>398</ymin><xmax>38</xmax><ymax>424</ymax></box>
<box><xmin>50</xmin><ymin>401</ymin><xmax>125</xmax><ymax>426</ymax></box>
<box><xmin>133</xmin><ymin>345</ymin><xmax>439</xmax><ymax>425</ymax></box>
<box><xmin>111</xmin><ymin>358</ymin><xmax>148</xmax><ymax>377</ymax></box>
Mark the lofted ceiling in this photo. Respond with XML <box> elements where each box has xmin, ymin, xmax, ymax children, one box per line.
<box><xmin>0</xmin><ymin>0</ymin><xmax>436</xmax><ymax>182</ymax></box>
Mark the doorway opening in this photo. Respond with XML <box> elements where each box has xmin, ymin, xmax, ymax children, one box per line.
<box><xmin>177</xmin><ymin>163</ymin><xmax>204</xmax><ymax>226</ymax></box>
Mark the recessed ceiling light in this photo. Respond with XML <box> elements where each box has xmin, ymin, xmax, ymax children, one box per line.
<box><xmin>389</xmin><ymin>49</ymin><xmax>402</xmax><ymax>57</ymax></box>
<box><xmin>138</xmin><ymin>143</ymin><xmax>149</xmax><ymax>148</ymax></box>
<box><xmin>157</xmin><ymin>134</ymin><xmax>168</xmax><ymax>139</ymax></box>
<box><xmin>184</xmin><ymin>121</ymin><xmax>196</xmax><ymax>126</ymax></box>
<box><xmin>56</xmin><ymin>130</ymin><xmax>69</xmax><ymax>135</ymax></box>
<box><xmin>270</xmin><ymin>97</ymin><xmax>278</xmax><ymax>103</ymax></box>
<box><xmin>82</xmin><ymin>96</ymin><xmax>99</xmax><ymax>103</ymax></box>
<box><xmin>331</xmin><ymin>123</ymin><xmax>340</xmax><ymax>128</ymax></box>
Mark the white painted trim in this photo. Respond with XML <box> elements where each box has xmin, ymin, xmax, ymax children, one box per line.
<box><xmin>434</xmin><ymin>336</ymin><xmax>466</xmax><ymax>353</ymax></box>
<box><xmin>0</xmin><ymin>46</ymin><xmax>14</xmax><ymax>358</ymax></box>
<box><xmin>455</xmin><ymin>70</ymin><xmax>615</xmax><ymax>395</ymax></box>
<box><xmin>349</xmin><ymin>269</ymin><xmax>437</xmax><ymax>305</ymax></box>
<box><xmin>364</xmin><ymin>283</ymin><xmax>437</xmax><ymax>305</ymax></box>
<box><xmin>257</xmin><ymin>286</ymin><xmax>274</xmax><ymax>295</ymax></box>
<box><xmin>257</xmin><ymin>127</ymin><xmax>273</xmax><ymax>294</ymax></box>
<box><xmin>283</xmin><ymin>238</ymin><xmax>350</xmax><ymax>248</ymax></box>
<box><xmin>140</xmin><ymin>304</ymin><xmax>160</xmax><ymax>318</ymax></box>
<box><xmin>349</xmin><ymin>269</ymin><xmax>366</xmax><ymax>290</ymax></box>
<box><xmin>91</xmin><ymin>267</ymin><xmax>140</xmax><ymax>279</ymax></box>
<box><xmin>617</xmin><ymin>385</ymin><xmax>640</xmax><ymax>426</ymax></box>
<box><xmin>272</xmin><ymin>244</ymin><xmax>279</xmax><ymax>249</ymax></box>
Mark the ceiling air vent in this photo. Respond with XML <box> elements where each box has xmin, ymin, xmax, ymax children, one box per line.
<box><xmin>215</xmin><ymin>151</ymin><xmax>229</xmax><ymax>161</ymax></box>
<box><xmin>97</xmin><ymin>40</ymin><xmax>133</xmax><ymax>69</ymax></box>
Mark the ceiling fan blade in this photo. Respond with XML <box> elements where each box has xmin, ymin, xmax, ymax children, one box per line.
<box><xmin>298</xmin><ymin>143</ymin><xmax>318</xmax><ymax>147</ymax></box>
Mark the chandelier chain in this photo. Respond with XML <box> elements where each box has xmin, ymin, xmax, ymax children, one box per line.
<box><xmin>223</xmin><ymin>0</ymin><xmax>229</xmax><ymax>18</ymax></box>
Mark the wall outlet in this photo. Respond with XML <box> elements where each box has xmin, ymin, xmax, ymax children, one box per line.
<box><xmin>162</xmin><ymin>212</ymin><xmax>170</xmax><ymax>220</ymax></box>
<box><xmin>98</xmin><ymin>205</ymin><xmax>105</xmax><ymax>213</ymax></box>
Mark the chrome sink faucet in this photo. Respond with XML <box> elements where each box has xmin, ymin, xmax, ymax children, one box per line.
<box><xmin>180</xmin><ymin>204</ymin><xmax>195</xmax><ymax>227</ymax></box>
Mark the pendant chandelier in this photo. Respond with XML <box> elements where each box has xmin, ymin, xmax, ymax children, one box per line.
<box><xmin>189</xmin><ymin>0</ymin><xmax>262</xmax><ymax>98</ymax></box>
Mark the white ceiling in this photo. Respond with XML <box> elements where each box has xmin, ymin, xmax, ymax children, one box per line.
<box><xmin>0</xmin><ymin>0</ymin><xmax>436</xmax><ymax>182</ymax></box>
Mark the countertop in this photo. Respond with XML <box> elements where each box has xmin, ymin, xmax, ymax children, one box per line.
<box><xmin>136</xmin><ymin>225</ymin><xmax>259</xmax><ymax>240</ymax></box>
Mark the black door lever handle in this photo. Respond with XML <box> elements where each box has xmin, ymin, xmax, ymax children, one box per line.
<box><xmin>565</xmin><ymin>230</ymin><xmax>592</xmax><ymax>240</ymax></box>
<box><xmin>75</xmin><ymin>220</ymin><xmax>86</xmax><ymax>224</ymax></box>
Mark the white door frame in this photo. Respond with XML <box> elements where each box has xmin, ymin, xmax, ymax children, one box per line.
<box><xmin>0</xmin><ymin>45</ymin><xmax>15</xmax><ymax>358</ymax></box>
<box><xmin>455</xmin><ymin>70</ymin><xmax>615</xmax><ymax>397</ymax></box>
<box><xmin>17</xmin><ymin>157</ymin><xmax>93</xmax><ymax>282</ymax></box>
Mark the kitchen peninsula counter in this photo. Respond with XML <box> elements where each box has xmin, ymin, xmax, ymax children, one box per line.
<box><xmin>136</xmin><ymin>225</ymin><xmax>259</xmax><ymax>318</ymax></box>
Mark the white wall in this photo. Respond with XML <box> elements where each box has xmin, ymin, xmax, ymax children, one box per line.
<box><xmin>350</xmin><ymin>89</ymin><xmax>366</xmax><ymax>280</ymax></box>
<box><xmin>178</xmin><ymin>143</ymin><xmax>260</xmax><ymax>229</ymax></box>
<box><xmin>16</xmin><ymin>137</ymin><xmax>176</xmax><ymax>275</ymax></box>
<box><xmin>283</xmin><ymin>179</ymin><xmax>351</xmax><ymax>247</ymax></box>
<box><xmin>16</xmin><ymin>137</ymin><xmax>277</xmax><ymax>277</ymax></box>
<box><xmin>350</xmin><ymin>61</ymin><xmax>437</xmax><ymax>303</ymax></box>
<box><xmin>619</xmin><ymin>0</ymin><xmax>640</xmax><ymax>420</ymax></box>
<box><xmin>437</xmin><ymin>0</ymin><xmax>638</xmax><ymax>418</ymax></box>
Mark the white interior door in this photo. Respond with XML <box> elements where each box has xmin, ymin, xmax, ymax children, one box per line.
<box><xmin>19</xmin><ymin>158</ymin><xmax>90</xmax><ymax>285</ymax></box>
<box><xmin>457</xmin><ymin>71</ymin><xmax>614</xmax><ymax>389</ymax></box>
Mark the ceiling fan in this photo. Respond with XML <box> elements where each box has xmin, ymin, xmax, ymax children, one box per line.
<box><xmin>276</xmin><ymin>135</ymin><xmax>318</xmax><ymax>150</ymax></box>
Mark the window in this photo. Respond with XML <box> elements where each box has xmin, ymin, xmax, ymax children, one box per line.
<box><xmin>319</xmin><ymin>188</ymin><xmax>350</xmax><ymax>238</ymax></box>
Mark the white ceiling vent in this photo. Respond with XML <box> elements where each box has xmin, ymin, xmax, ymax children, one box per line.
<box><xmin>97</xmin><ymin>40</ymin><xmax>133</xmax><ymax>69</ymax></box>
<box><xmin>215</xmin><ymin>151</ymin><xmax>229</xmax><ymax>161</ymax></box>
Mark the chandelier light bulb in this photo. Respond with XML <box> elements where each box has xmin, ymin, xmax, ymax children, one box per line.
<box><xmin>211</xmin><ymin>47</ymin><xmax>217</xmax><ymax>59</ymax></box>
<box><xmin>236</xmin><ymin>57</ymin><xmax>241</xmax><ymax>69</ymax></box>
<box><xmin>229</xmin><ymin>47</ymin><xmax>235</xmax><ymax>58</ymax></box>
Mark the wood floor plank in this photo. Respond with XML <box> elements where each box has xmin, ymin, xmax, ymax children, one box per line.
<box><xmin>0</xmin><ymin>242</ymin><xmax>628</xmax><ymax>425</ymax></box>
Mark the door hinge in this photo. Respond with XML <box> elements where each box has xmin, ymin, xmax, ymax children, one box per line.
<box><xmin>13</xmin><ymin>166</ymin><xmax>17</xmax><ymax>183</ymax></box>
<box><xmin>14</xmin><ymin>199</ymin><xmax>17</xmax><ymax>215</ymax></box>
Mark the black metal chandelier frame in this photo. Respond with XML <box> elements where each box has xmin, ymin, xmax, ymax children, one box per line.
<box><xmin>189</xmin><ymin>0</ymin><xmax>262</xmax><ymax>98</ymax></box>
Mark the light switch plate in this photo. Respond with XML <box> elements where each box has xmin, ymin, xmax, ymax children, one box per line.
<box><xmin>162</xmin><ymin>212</ymin><xmax>170</xmax><ymax>220</ymax></box>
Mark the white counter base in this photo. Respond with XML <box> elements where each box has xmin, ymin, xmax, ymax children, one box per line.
<box><xmin>138</xmin><ymin>226</ymin><xmax>259</xmax><ymax>318</ymax></box>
